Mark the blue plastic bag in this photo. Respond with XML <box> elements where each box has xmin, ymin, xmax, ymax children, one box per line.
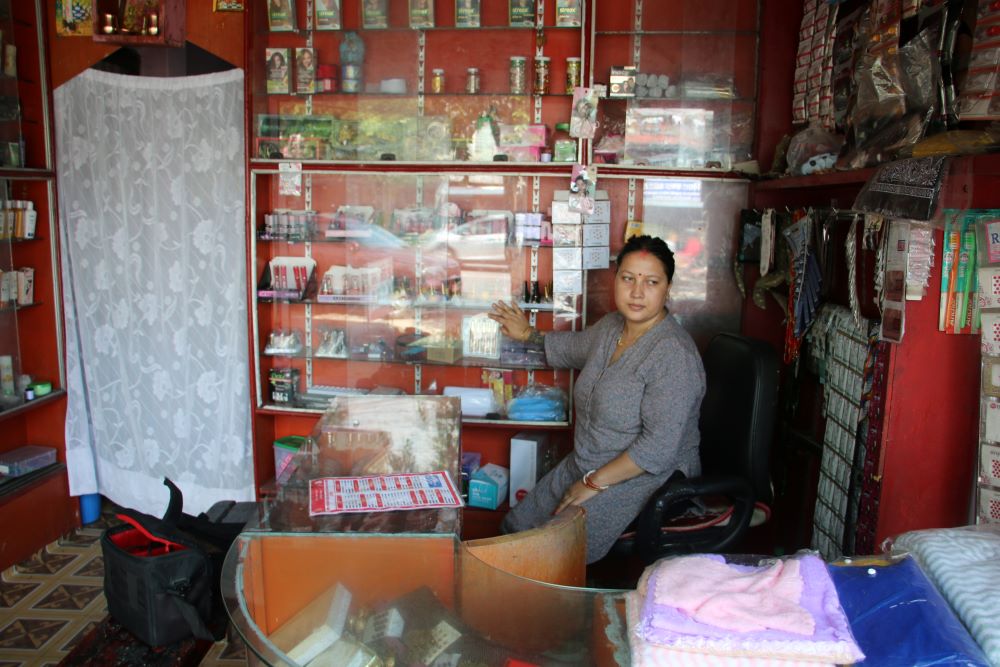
<box><xmin>829</xmin><ymin>556</ymin><xmax>990</xmax><ymax>666</ymax></box>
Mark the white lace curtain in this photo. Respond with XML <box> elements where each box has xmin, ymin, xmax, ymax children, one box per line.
<box><xmin>54</xmin><ymin>69</ymin><xmax>254</xmax><ymax>515</ymax></box>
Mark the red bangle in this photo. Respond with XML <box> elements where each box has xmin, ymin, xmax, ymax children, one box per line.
<box><xmin>582</xmin><ymin>469</ymin><xmax>609</xmax><ymax>491</ymax></box>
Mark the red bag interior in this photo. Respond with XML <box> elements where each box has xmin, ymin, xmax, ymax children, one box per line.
<box><xmin>110</xmin><ymin>514</ymin><xmax>186</xmax><ymax>557</ymax></box>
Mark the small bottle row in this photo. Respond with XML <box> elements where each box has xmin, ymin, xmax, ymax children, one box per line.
<box><xmin>0</xmin><ymin>200</ymin><xmax>38</xmax><ymax>241</ymax></box>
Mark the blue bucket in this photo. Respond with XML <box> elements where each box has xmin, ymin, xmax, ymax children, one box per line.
<box><xmin>79</xmin><ymin>493</ymin><xmax>101</xmax><ymax>525</ymax></box>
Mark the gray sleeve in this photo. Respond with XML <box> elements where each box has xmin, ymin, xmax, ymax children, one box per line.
<box><xmin>625</xmin><ymin>342</ymin><xmax>705</xmax><ymax>475</ymax></box>
<box><xmin>543</xmin><ymin>317</ymin><xmax>608</xmax><ymax>369</ymax></box>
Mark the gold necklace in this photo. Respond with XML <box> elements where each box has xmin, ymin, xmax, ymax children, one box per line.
<box><xmin>616</xmin><ymin>313</ymin><xmax>665</xmax><ymax>348</ymax></box>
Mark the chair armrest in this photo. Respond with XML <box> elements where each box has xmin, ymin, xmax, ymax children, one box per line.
<box><xmin>634</xmin><ymin>474</ymin><xmax>755</xmax><ymax>564</ymax></box>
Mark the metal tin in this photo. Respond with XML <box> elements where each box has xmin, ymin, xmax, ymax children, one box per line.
<box><xmin>465</xmin><ymin>67</ymin><xmax>480</xmax><ymax>94</ymax></box>
<box><xmin>509</xmin><ymin>56</ymin><xmax>527</xmax><ymax>95</ymax></box>
<box><xmin>533</xmin><ymin>56</ymin><xmax>550</xmax><ymax>95</ymax></box>
<box><xmin>565</xmin><ymin>57</ymin><xmax>581</xmax><ymax>94</ymax></box>
<box><xmin>431</xmin><ymin>68</ymin><xmax>445</xmax><ymax>93</ymax></box>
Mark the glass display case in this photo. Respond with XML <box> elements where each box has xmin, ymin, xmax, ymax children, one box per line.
<box><xmin>0</xmin><ymin>0</ymin><xmax>72</xmax><ymax>572</ymax></box>
<box><xmin>590</xmin><ymin>0</ymin><xmax>759</xmax><ymax>171</ymax></box>
<box><xmin>223</xmin><ymin>529</ymin><xmax>629</xmax><ymax>667</ymax></box>
<box><xmin>250</xmin><ymin>0</ymin><xmax>586</xmax><ymax>164</ymax></box>
<box><xmin>0</xmin><ymin>0</ymin><xmax>63</xmax><ymax>427</ymax></box>
<box><xmin>252</xmin><ymin>169</ymin><xmax>580</xmax><ymax>427</ymax></box>
<box><xmin>226</xmin><ymin>395</ymin><xmax>628</xmax><ymax>666</ymax></box>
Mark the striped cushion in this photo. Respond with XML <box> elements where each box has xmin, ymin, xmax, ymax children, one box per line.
<box><xmin>893</xmin><ymin>527</ymin><xmax>1000</xmax><ymax>666</ymax></box>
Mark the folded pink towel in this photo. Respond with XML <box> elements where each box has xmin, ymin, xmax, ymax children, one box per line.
<box><xmin>652</xmin><ymin>556</ymin><xmax>814</xmax><ymax>635</ymax></box>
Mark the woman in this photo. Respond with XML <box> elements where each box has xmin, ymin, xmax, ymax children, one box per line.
<box><xmin>488</xmin><ymin>234</ymin><xmax>705</xmax><ymax>563</ymax></box>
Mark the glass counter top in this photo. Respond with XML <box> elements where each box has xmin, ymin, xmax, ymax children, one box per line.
<box><xmin>222</xmin><ymin>530</ymin><xmax>630</xmax><ymax>666</ymax></box>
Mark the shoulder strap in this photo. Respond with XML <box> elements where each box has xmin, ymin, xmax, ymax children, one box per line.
<box><xmin>166</xmin><ymin>589</ymin><xmax>223</xmax><ymax>641</ymax></box>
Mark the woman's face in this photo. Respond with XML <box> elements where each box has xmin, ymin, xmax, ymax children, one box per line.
<box><xmin>614</xmin><ymin>250</ymin><xmax>670</xmax><ymax>326</ymax></box>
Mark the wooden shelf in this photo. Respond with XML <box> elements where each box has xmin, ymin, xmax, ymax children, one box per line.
<box><xmin>91</xmin><ymin>0</ymin><xmax>185</xmax><ymax>47</ymax></box>
<box><xmin>0</xmin><ymin>462</ymin><xmax>65</xmax><ymax>502</ymax></box>
<box><xmin>752</xmin><ymin>168</ymin><xmax>877</xmax><ymax>191</ymax></box>
<box><xmin>0</xmin><ymin>389</ymin><xmax>65</xmax><ymax>425</ymax></box>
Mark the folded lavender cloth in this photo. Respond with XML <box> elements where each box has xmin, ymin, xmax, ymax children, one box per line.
<box><xmin>636</xmin><ymin>555</ymin><xmax>864</xmax><ymax>664</ymax></box>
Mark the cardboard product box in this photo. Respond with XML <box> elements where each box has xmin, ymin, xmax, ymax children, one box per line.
<box><xmin>424</xmin><ymin>338</ymin><xmax>462</xmax><ymax>363</ymax></box>
<box><xmin>468</xmin><ymin>463</ymin><xmax>509</xmax><ymax>510</ymax></box>
<box><xmin>509</xmin><ymin>432</ymin><xmax>557</xmax><ymax>507</ymax></box>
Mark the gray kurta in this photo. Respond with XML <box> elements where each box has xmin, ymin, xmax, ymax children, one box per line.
<box><xmin>502</xmin><ymin>311</ymin><xmax>705</xmax><ymax>563</ymax></box>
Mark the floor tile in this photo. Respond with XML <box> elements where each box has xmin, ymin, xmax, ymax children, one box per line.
<box><xmin>0</xmin><ymin>581</ymin><xmax>40</xmax><ymax>609</ymax></box>
<box><xmin>59</xmin><ymin>619</ymin><xmax>100</xmax><ymax>653</ymax></box>
<box><xmin>70</xmin><ymin>556</ymin><xmax>104</xmax><ymax>579</ymax></box>
<box><xmin>31</xmin><ymin>584</ymin><xmax>103</xmax><ymax>612</ymax></box>
<box><xmin>14</xmin><ymin>551</ymin><xmax>78</xmax><ymax>577</ymax></box>
<box><xmin>0</xmin><ymin>618</ymin><xmax>69</xmax><ymax>650</ymax></box>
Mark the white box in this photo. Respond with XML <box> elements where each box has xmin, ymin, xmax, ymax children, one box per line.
<box><xmin>585</xmin><ymin>198</ymin><xmax>611</xmax><ymax>225</ymax></box>
<box><xmin>583</xmin><ymin>223</ymin><xmax>610</xmax><ymax>246</ymax></box>
<box><xmin>553</xmin><ymin>247</ymin><xmax>582</xmax><ymax>270</ymax></box>
<box><xmin>583</xmin><ymin>246</ymin><xmax>610</xmax><ymax>269</ymax></box>
<box><xmin>553</xmin><ymin>269</ymin><xmax>583</xmax><ymax>294</ymax></box>
<box><xmin>510</xmin><ymin>432</ymin><xmax>557</xmax><ymax>507</ymax></box>
<box><xmin>551</xmin><ymin>200</ymin><xmax>582</xmax><ymax>225</ymax></box>
<box><xmin>16</xmin><ymin>268</ymin><xmax>33</xmax><ymax>305</ymax></box>
<box><xmin>552</xmin><ymin>223</ymin><xmax>583</xmax><ymax>247</ymax></box>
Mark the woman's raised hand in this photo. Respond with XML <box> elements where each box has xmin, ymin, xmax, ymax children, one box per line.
<box><xmin>488</xmin><ymin>300</ymin><xmax>531</xmax><ymax>342</ymax></box>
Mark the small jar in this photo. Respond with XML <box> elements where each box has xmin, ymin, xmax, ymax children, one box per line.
<box><xmin>565</xmin><ymin>57</ymin><xmax>581</xmax><ymax>94</ymax></box>
<box><xmin>431</xmin><ymin>68</ymin><xmax>445</xmax><ymax>94</ymax></box>
<box><xmin>509</xmin><ymin>56</ymin><xmax>527</xmax><ymax>95</ymax></box>
<box><xmin>533</xmin><ymin>56</ymin><xmax>550</xmax><ymax>95</ymax></box>
<box><xmin>465</xmin><ymin>67</ymin><xmax>480</xmax><ymax>94</ymax></box>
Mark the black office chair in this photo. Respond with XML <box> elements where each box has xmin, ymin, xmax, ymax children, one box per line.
<box><xmin>614</xmin><ymin>332</ymin><xmax>780</xmax><ymax>566</ymax></box>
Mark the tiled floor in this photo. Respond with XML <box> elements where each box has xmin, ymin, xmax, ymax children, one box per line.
<box><xmin>0</xmin><ymin>518</ymin><xmax>248</xmax><ymax>666</ymax></box>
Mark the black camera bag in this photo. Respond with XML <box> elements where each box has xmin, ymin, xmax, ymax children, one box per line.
<box><xmin>101</xmin><ymin>478</ymin><xmax>244</xmax><ymax>647</ymax></box>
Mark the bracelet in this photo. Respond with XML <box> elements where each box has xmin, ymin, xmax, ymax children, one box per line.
<box><xmin>582</xmin><ymin>469</ymin><xmax>609</xmax><ymax>492</ymax></box>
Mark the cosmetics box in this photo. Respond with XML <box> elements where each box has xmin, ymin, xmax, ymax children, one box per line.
<box><xmin>499</xmin><ymin>123</ymin><xmax>547</xmax><ymax>147</ymax></box>
<box><xmin>509</xmin><ymin>432</ymin><xmax>556</xmax><ymax>507</ymax></box>
<box><xmin>0</xmin><ymin>445</ymin><xmax>56</xmax><ymax>477</ymax></box>
<box><xmin>469</xmin><ymin>463</ymin><xmax>509</xmax><ymax>510</ymax></box>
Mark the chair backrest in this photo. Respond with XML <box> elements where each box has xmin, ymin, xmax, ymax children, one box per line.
<box><xmin>698</xmin><ymin>333</ymin><xmax>779</xmax><ymax>506</ymax></box>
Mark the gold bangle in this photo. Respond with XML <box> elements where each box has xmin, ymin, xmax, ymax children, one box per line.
<box><xmin>582</xmin><ymin>469</ymin><xmax>609</xmax><ymax>492</ymax></box>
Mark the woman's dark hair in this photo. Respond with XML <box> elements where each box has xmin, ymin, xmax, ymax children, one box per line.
<box><xmin>617</xmin><ymin>234</ymin><xmax>675</xmax><ymax>282</ymax></box>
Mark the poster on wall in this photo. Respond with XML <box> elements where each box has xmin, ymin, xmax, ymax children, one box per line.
<box><xmin>55</xmin><ymin>0</ymin><xmax>93</xmax><ymax>36</ymax></box>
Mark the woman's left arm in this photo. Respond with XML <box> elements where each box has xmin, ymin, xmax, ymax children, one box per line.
<box><xmin>554</xmin><ymin>450</ymin><xmax>645</xmax><ymax>514</ymax></box>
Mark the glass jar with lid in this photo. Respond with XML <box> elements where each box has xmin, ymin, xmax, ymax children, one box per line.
<box><xmin>431</xmin><ymin>68</ymin><xmax>445</xmax><ymax>93</ymax></box>
<box><xmin>509</xmin><ymin>56</ymin><xmax>527</xmax><ymax>95</ymax></box>
<box><xmin>533</xmin><ymin>57</ymin><xmax>550</xmax><ymax>95</ymax></box>
<box><xmin>466</xmin><ymin>67</ymin><xmax>481</xmax><ymax>94</ymax></box>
